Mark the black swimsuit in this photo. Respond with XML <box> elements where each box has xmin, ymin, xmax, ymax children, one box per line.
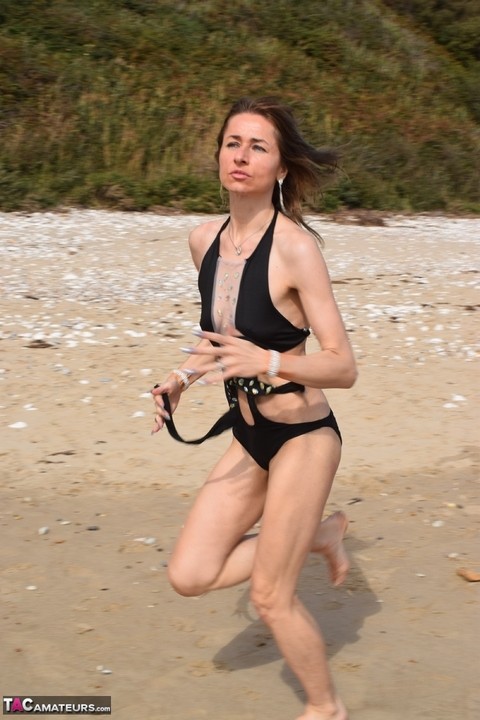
<box><xmin>163</xmin><ymin>211</ymin><xmax>341</xmax><ymax>469</ymax></box>
<box><xmin>199</xmin><ymin>211</ymin><xmax>310</xmax><ymax>351</ymax></box>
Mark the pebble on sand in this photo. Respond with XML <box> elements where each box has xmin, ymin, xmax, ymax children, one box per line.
<box><xmin>457</xmin><ymin>567</ymin><xmax>480</xmax><ymax>582</ymax></box>
<box><xmin>96</xmin><ymin>665</ymin><xmax>113</xmax><ymax>674</ymax></box>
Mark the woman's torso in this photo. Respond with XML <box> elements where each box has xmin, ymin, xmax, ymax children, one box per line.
<box><xmin>196</xmin><ymin>212</ymin><xmax>331</xmax><ymax>425</ymax></box>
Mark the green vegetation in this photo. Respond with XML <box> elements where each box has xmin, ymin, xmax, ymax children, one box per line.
<box><xmin>0</xmin><ymin>0</ymin><xmax>479</xmax><ymax>212</ymax></box>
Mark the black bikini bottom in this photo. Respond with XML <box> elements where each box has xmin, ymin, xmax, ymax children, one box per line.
<box><xmin>233</xmin><ymin>393</ymin><xmax>341</xmax><ymax>470</ymax></box>
<box><xmin>162</xmin><ymin>384</ymin><xmax>341</xmax><ymax>470</ymax></box>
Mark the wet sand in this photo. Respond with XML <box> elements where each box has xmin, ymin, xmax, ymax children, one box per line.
<box><xmin>1</xmin><ymin>210</ymin><xmax>479</xmax><ymax>719</ymax></box>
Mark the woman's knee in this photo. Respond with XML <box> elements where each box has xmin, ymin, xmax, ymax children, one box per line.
<box><xmin>250</xmin><ymin>573</ymin><xmax>291</xmax><ymax>626</ymax></box>
<box><xmin>167</xmin><ymin>557</ymin><xmax>216</xmax><ymax>597</ymax></box>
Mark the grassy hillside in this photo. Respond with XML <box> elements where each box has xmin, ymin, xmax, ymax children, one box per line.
<box><xmin>0</xmin><ymin>0</ymin><xmax>479</xmax><ymax>212</ymax></box>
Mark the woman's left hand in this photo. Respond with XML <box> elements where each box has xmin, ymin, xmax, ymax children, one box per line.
<box><xmin>183</xmin><ymin>329</ymin><xmax>269</xmax><ymax>381</ymax></box>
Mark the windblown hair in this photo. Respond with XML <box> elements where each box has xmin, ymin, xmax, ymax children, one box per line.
<box><xmin>215</xmin><ymin>96</ymin><xmax>338</xmax><ymax>244</ymax></box>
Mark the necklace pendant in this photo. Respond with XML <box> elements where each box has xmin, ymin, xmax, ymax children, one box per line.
<box><xmin>235</xmin><ymin>246</ymin><xmax>242</xmax><ymax>255</ymax></box>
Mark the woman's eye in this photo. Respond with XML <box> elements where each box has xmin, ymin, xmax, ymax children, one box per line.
<box><xmin>253</xmin><ymin>144</ymin><xmax>266</xmax><ymax>152</ymax></box>
<box><xmin>226</xmin><ymin>141</ymin><xmax>239</xmax><ymax>148</ymax></box>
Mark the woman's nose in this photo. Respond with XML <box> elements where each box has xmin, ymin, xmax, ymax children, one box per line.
<box><xmin>234</xmin><ymin>146</ymin><xmax>248</xmax><ymax>164</ymax></box>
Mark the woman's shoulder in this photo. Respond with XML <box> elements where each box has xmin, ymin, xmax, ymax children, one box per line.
<box><xmin>189</xmin><ymin>216</ymin><xmax>228</xmax><ymax>269</ymax></box>
<box><xmin>190</xmin><ymin>216</ymin><xmax>227</xmax><ymax>241</ymax></box>
<box><xmin>275</xmin><ymin>213</ymin><xmax>323</xmax><ymax>261</ymax></box>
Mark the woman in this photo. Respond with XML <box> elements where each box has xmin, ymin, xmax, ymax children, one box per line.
<box><xmin>152</xmin><ymin>97</ymin><xmax>357</xmax><ymax>720</ymax></box>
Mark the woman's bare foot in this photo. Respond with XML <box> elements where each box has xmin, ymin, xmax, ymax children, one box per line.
<box><xmin>311</xmin><ymin>511</ymin><xmax>350</xmax><ymax>586</ymax></box>
<box><xmin>295</xmin><ymin>696</ymin><xmax>348</xmax><ymax>719</ymax></box>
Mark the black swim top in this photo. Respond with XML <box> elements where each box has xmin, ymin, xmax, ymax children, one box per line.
<box><xmin>198</xmin><ymin>210</ymin><xmax>310</xmax><ymax>351</ymax></box>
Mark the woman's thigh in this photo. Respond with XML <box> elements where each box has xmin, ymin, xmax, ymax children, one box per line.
<box><xmin>168</xmin><ymin>437</ymin><xmax>268</xmax><ymax>590</ymax></box>
<box><xmin>252</xmin><ymin>428</ymin><xmax>341</xmax><ymax>599</ymax></box>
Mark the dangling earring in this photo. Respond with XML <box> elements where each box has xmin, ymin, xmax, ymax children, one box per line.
<box><xmin>278</xmin><ymin>177</ymin><xmax>286</xmax><ymax>213</ymax></box>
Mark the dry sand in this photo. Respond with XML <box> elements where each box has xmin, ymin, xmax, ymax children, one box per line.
<box><xmin>1</xmin><ymin>210</ymin><xmax>479</xmax><ymax>719</ymax></box>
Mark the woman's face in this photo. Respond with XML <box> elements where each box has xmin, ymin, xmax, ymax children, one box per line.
<box><xmin>218</xmin><ymin>113</ymin><xmax>285</xmax><ymax>197</ymax></box>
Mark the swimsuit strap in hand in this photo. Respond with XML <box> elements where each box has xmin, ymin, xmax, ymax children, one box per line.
<box><xmin>162</xmin><ymin>393</ymin><xmax>236</xmax><ymax>445</ymax></box>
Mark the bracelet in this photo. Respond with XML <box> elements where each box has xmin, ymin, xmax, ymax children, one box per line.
<box><xmin>171</xmin><ymin>369</ymin><xmax>191</xmax><ymax>390</ymax></box>
<box><xmin>266</xmin><ymin>350</ymin><xmax>281</xmax><ymax>378</ymax></box>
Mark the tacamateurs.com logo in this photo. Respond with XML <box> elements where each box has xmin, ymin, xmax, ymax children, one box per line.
<box><xmin>2</xmin><ymin>697</ymin><xmax>111</xmax><ymax>715</ymax></box>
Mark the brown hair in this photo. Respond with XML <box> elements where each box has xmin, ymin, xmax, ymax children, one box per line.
<box><xmin>215</xmin><ymin>96</ymin><xmax>338</xmax><ymax>243</ymax></box>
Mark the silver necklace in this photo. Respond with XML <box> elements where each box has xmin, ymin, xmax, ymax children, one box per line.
<box><xmin>227</xmin><ymin>215</ymin><xmax>271</xmax><ymax>256</ymax></box>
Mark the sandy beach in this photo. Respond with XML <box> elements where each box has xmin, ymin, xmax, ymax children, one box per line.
<box><xmin>1</xmin><ymin>209</ymin><xmax>479</xmax><ymax>720</ymax></box>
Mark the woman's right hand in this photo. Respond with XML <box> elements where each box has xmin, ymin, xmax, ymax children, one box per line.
<box><xmin>151</xmin><ymin>376</ymin><xmax>182</xmax><ymax>434</ymax></box>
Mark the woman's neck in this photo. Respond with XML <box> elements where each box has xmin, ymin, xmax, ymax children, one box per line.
<box><xmin>222</xmin><ymin>197</ymin><xmax>275</xmax><ymax>258</ymax></box>
<box><xmin>227</xmin><ymin>196</ymin><xmax>275</xmax><ymax>235</ymax></box>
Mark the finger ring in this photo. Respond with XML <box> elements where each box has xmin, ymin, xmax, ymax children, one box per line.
<box><xmin>217</xmin><ymin>361</ymin><xmax>225</xmax><ymax>372</ymax></box>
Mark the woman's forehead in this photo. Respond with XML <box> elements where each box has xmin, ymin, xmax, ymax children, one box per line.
<box><xmin>225</xmin><ymin>113</ymin><xmax>278</xmax><ymax>144</ymax></box>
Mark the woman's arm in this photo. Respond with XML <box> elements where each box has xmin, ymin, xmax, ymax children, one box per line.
<box><xmin>274</xmin><ymin>228</ymin><xmax>358</xmax><ymax>389</ymax></box>
<box><xmin>151</xmin><ymin>218</ymin><xmax>227</xmax><ymax>432</ymax></box>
